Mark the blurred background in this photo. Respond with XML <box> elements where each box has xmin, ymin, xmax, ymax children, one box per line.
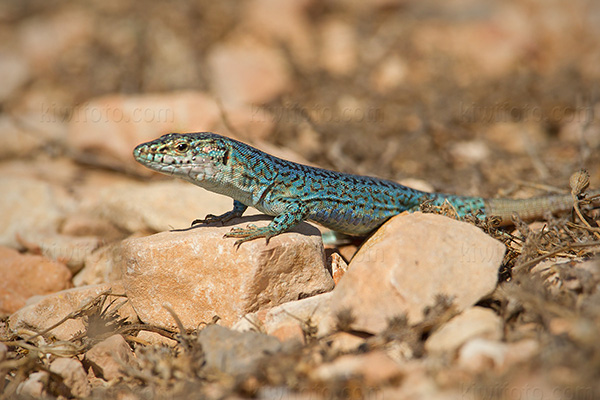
<box><xmin>2</xmin><ymin>0</ymin><xmax>600</xmax><ymax>193</ymax></box>
<box><xmin>2</xmin><ymin>1</ymin><xmax>600</xmax><ymax>397</ymax></box>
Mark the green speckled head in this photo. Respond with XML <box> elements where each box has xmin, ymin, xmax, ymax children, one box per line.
<box><xmin>133</xmin><ymin>132</ymin><xmax>266</xmax><ymax>204</ymax></box>
<box><xmin>133</xmin><ymin>132</ymin><xmax>231</xmax><ymax>175</ymax></box>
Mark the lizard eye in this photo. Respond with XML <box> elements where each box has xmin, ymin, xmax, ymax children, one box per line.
<box><xmin>175</xmin><ymin>142</ymin><xmax>189</xmax><ymax>152</ymax></box>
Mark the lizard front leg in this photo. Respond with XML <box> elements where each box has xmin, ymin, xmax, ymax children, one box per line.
<box><xmin>191</xmin><ymin>199</ymin><xmax>248</xmax><ymax>226</ymax></box>
<box><xmin>225</xmin><ymin>201</ymin><xmax>308</xmax><ymax>246</ymax></box>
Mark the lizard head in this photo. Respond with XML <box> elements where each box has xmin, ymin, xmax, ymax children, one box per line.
<box><xmin>133</xmin><ymin>132</ymin><xmax>231</xmax><ymax>181</ymax></box>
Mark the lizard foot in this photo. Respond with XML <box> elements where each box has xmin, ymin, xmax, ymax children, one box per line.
<box><xmin>225</xmin><ymin>224</ymin><xmax>274</xmax><ymax>247</ymax></box>
<box><xmin>191</xmin><ymin>210</ymin><xmax>242</xmax><ymax>226</ymax></box>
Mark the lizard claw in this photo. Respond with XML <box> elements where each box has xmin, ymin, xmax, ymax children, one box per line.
<box><xmin>191</xmin><ymin>214</ymin><xmax>220</xmax><ymax>226</ymax></box>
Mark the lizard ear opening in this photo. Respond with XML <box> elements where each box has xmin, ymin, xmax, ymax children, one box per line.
<box><xmin>212</xmin><ymin>137</ymin><xmax>229</xmax><ymax>165</ymax></box>
<box><xmin>220</xmin><ymin>148</ymin><xmax>229</xmax><ymax>165</ymax></box>
<box><xmin>199</xmin><ymin>139</ymin><xmax>229</xmax><ymax>165</ymax></box>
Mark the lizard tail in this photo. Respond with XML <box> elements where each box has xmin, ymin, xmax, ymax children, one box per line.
<box><xmin>484</xmin><ymin>193</ymin><xmax>578</xmax><ymax>226</ymax></box>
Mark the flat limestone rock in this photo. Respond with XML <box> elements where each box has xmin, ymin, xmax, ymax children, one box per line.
<box><xmin>121</xmin><ymin>218</ymin><xmax>334</xmax><ymax>329</ymax></box>
<box><xmin>233</xmin><ymin>291</ymin><xmax>335</xmax><ymax>343</ymax></box>
<box><xmin>328</xmin><ymin>212</ymin><xmax>505</xmax><ymax>333</ymax></box>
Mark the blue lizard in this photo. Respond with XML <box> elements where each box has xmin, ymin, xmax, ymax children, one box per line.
<box><xmin>134</xmin><ymin>132</ymin><xmax>582</xmax><ymax>245</ymax></box>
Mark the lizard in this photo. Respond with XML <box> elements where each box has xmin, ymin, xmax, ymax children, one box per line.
<box><xmin>133</xmin><ymin>132</ymin><xmax>597</xmax><ymax>246</ymax></box>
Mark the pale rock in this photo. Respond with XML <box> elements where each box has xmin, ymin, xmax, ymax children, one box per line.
<box><xmin>198</xmin><ymin>325</ymin><xmax>281</xmax><ymax>376</ymax></box>
<box><xmin>457</xmin><ymin>338</ymin><xmax>508</xmax><ymax>371</ymax></box>
<box><xmin>16</xmin><ymin>371</ymin><xmax>48</xmax><ymax>398</ymax></box>
<box><xmin>448</xmin><ymin>140</ymin><xmax>491</xmax><ymax>166</ymax></box>
<box><xmin>319</xmin><ymin>19</ymin><xmax>357</xmax><ymax>76</ymax></box>
<box><xmin>49</xmin><ymin>357</ymin><xmax>91</xmax><ymax>398</ymax></box>
<box><xmin>67</xmin><ymin>91</ymin><xmax>221</xmax><ymax>172</ymax></box>
<box><xmin>329</xmin><ymin>213</ymin><xmax>505</xmax><ymax>333</ymax></box>
<box><xmin>325</xmin><ymin>332</ymin><xmax>366</xmax><ymax>353</ymax></box>
<box><xmin>244</xmin><ymin>0</ymin><xmax>315</xmax><ymax>68</ymax></box>
<box><xmin>371</xmin><ymin>55</ymin><xmax>408</xmax><ymax>92</ymax></box>
<box><xmin>239</xmin><ymin>308</ymin><xmax>307</xmax><ymax>343</ymax></box>
<box><xmin>0</xmin><ymin>246</ymin><xmax>72</xmax><ymax>315</ymax></box>
<box><xmin>121</xmin><ymin>219</ymin><xmax>333</xmax><ymax>329</ymax></box>
<box><xmin>16</xmin><ymin>231</ymin><xmax>101</xmax><ymax>273</ymax></box>
<box><xmin>269</xmin><ymin>320</ymin><xmax>306</xmax><ymax>344</ymax></box>
<box><xmin>136</xmin><ymin>331</ymin><xmax>178</xmax><ymax>347</ymax></box>
<box><xmin>8</xmin><ymin>283</ymin><xmax>138</xmax><ymax>341</ymax></box>
<box><xmin>311</xmin><ymin>351</ymin><xmax>403</xmax><ymax>386</ymax></box>
<box><xmin>73</xmin><ymin>243</ymin><xmax>126</xmax><ymax>287</ymax></box>
<box><xmin>207</xmin><ymin>41</ymin><xmax>291</xmax><ymax>106</ymax></box>
<box><xmin>0</xmin><ymin>177</ymin><xmax>66</xmax><ymax>248</ymax></box>
<box><xmin>459</xmin><ymin>337</ymin><xmax>538</xmax><ymax>373</ymax></box>
<box><xmin>335</xmin><ymin>95</ymin><xmax>368</xmax><ymax>125</ymax></box>
<box><xmin>91</xmin><ymin>180</ymin><xmax>233</xmax><ymax>233</ymax></box>
<box><xmin>233</xmin><ymin>292</ymin><xmax>335</xmax><ymax>340</ymax></box>
<box><xmin>397</xmin><ymin>178</ymin><xmax>435</xmax><ymax>194</ymax></box>
<box><xmin>84</xmin><ymin>334</ymin><xmax>136</xmax><ymax>381</ymax></box>
<box><xmin>548</xmin><ymin>317</ymin><xmax>572</xmax><ymax>336</ymax></box>
<box><xmin>425</xmin><ymin>307</ymin><xmax>503</xmax><ymax>354</ymax></box>
<box><xmin>0</xmin><ymin>51</ymin><xmax>29</xmax><ymax>102</ymax></box>
<box><xmin>330</xmin><ymin>252</ymin><xmax>349</xmax><ymax>285</ymax></box>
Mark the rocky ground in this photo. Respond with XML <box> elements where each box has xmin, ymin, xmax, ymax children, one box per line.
<box><xmin>2</xmin><ymin>0</ymin><xmax>600</xmax><ymax>399</ymax></box>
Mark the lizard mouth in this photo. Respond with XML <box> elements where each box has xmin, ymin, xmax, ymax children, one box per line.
<box><xmin>134</xmin><ymin>144</ymin><xmax>194</xmax><ymax>167</ymax></box>
<box><xmin>133</xmin><ymin>145</ymin><xmax>217</xmax><ymax>181</ymax></box>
